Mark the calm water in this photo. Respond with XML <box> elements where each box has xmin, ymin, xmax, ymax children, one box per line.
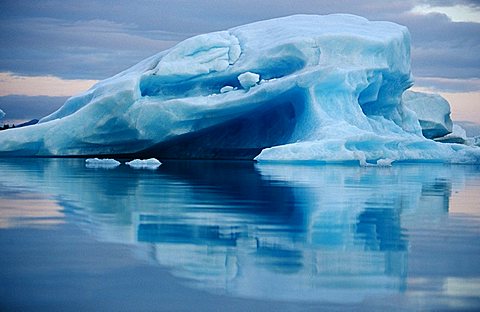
<box><xmin>1</xmin><ymin>158</ymin><xmax>480</xmax><ymax>311</ymax></box>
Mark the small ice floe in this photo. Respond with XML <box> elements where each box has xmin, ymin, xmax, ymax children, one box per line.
<box><xmin>238</xmin><ymin>72</ymin><xmax>260</xmax><ymax>90</ymax></box>
<box><xmin>359</xmin><ymin>158</ymin><xmax>394</xmax><ymax>167</ymax></box>
<box><xmin>220</xmin><ymin>86</ymin><xmax>234</xmax><ymax>93</ymax></box>
<box><xmin>85</xmin><ymin>158</ymin><xmax>120</xmax><ymax>169</ymax></box>
<box><xmin>125</xmin><ymin>158</ymin><xmax>162</xmax><ymax>169</ymax></box>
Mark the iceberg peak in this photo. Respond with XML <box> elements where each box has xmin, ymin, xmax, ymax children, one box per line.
<box><xmin>238</xmin><ymin>72</ymin><xmax>260</xmax><ymax>90</ymax></box>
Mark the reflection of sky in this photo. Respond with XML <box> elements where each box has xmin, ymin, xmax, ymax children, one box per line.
<box><xmin>0</xmin><ymin>159</ymin><xmax>479</xmax><ymax>305</ymax></box>
<box><xmin>0</xmin><ymin>190</ymin><xmax>64</xmax><ymax>228</ymax></box>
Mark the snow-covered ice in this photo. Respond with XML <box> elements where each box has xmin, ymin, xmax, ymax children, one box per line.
<box><xmin>220</xmin><ymin>86</ymin><xmax>234</xmax><ymax>93</ymax></box>
<box><xmin>0</xmin><ymin>14</ymin><xmax>479</xmax><ymax>164</ymax></box>
<box><xmin>85</xmin><ymin>158</ymin><xmax>120</xmax><ymax>168</ymax></box>
<box><xmin>237</xmin><ymin>72</ymin><xmax>260</xmax><ymax>90</ymax></box>
<box><xmin>126</xmin><ymin>158</ymin><xmax>162</xmax><ymax>169</ymax></box>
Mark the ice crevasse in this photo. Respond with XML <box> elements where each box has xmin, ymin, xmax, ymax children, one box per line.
<box><xmin>0</xmin><ymin>14</ymin><xmax>479</xmax><ymax>164</ymax></box>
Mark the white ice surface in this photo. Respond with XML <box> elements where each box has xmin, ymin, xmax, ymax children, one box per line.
<box><xmin>126</xmin><ymin>158</ymin><xmax>162</xmax><ymax>169</ymax></box>
<box><xmin>220</xmin><ymin>86</ymin><xmax>234</xmax><ymax>93</ymax></box>
<box><xmin>238</xmin><ymin>72</ymin><xmax>260</xmax><ymax>90</ymax></box>
<box><xmin>85</xmin><ymin>158</ymin><xmax>120</xmax><ymax>168</ymax></box>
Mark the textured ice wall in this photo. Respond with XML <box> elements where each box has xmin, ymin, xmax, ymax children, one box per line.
<box><xmin>402</xmin><ymin>90</ymin><xmax>453</xmax><ymax>139</ymax></box>
<box><xmin>0</xmin><ymin>14</ymin><xmax>478</xmax><ymax>163</ymax></box>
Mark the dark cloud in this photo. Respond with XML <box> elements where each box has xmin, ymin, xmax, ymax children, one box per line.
<box><xmin>0</xmin><ymin>95</ymin><xmax>68</xmax><ymax>122</ymax></box>
<box><xmin>0</xmin><ymin>17</ymin><xmax>181</xmax><ymax>79</ymax></box>
<box><xmin>420</xmin><ymin>0</ymin><xmax>480</xmax><ymax>7</ymax></box>
<box><xmin>414</xmin><ymin>77</ymin><xmax>480</xmax><ymax>92</ymax></box>
<box><xmin>394</xmin><ymin>12</ymin><xmax>480</xmax><ymax>79</ymax></box>
<box><xmin>0</xmin><ymin>0</ymin><xmax>479</xmax><ymax>91</ymax></box>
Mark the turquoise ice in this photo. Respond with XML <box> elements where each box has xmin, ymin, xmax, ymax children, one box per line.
<box><xmin>0</xmin><ymin>14</ymin><xmax>478</xmax><ymax>164</ymax></box>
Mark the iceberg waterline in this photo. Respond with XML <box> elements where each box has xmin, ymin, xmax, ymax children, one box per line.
<box><xmin>0</xmin><ymin>14</ymin><xmax>479</xmax><ymax>164</ymax></box>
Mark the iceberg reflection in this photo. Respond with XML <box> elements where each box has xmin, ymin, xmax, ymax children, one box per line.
<box><xmin>0</xmin><ymin>159</ymin><xmax>479</xmax><ymax>303</ymax></box>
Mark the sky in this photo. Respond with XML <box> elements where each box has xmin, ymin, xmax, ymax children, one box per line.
<box><xmin>0</xmin><ymin>0</ymin><xmax>479</xmax><ymax>125</ymax></box>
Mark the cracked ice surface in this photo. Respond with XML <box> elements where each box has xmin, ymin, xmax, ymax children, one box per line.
<box><xmin>0</xmin><ymin>14</ymin><xmax>479</xmax><ymax>164</ymax></box>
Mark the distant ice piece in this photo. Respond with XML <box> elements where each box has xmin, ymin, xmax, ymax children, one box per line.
<box><xmin>85</xmin><ymin>158</ymin><xmax>120</xmax><ymax>168</ymax></box>
<box><xmin>238</xmin><ymin>72</ymin><xmax>260</xmax><ymax>90</ymax></box>
<box><xmin>360</xmin><ymin>158</ymin><xmax>394</xmax><ymax>167</ymax></box>
<box><xmin>126</xmin><ymin>158</ymin><xmax>162</xmax><ymax>169</ymax></box>
<box><xmin>472</xmin><ymin>136</ymin><xmax>480</xmax><ymax>148</ymax></box>
<box><xmin>220</xmin><ymin>86</ymin><xmax>235</xmax><ymax>93</ymax></box>
<box><xmin>0</xmin><ymin>109</ymin><xmax>4</xmax><ymax>120</ymax></box>
<box><xmin>0</xmin><ymin>14</ymin><xmax>479</xmax><ymax>164</ymax></box>
<box><xmin>435</xmin><ymin>124</ymin><xmax>467</xmax><ymax>144</ymax></box>
<box><xmin>402</xmin><ymin>91</ymin><xmax>453</xmax><ymax>139</ymax></box>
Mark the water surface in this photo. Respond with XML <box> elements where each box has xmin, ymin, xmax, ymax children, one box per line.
<box><xmin>1</xmin><ymin>159</ymin><xmax>479</xmax><ymax>311</ymax></box>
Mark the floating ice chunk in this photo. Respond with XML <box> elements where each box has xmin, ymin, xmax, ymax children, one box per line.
<box><xmin>85</xmin><ymin>158</ymin><xmax>120</xmax><ymax>169</ymax></box>
<box><xmin>0</xmin><ymin>108</ymin><xmax>5</xmax><ymax>120</ymax></box>
<box><xmin>376</xmin><ymin>159</ymin><xmax>394</xmax><ymax>166</ymax></box>
<box><xmin>220</xmin><ymin>86</ymin><xmax>234</xmax><ymax>93</ymax></box>
<box><xmin>126</xmin><ymin>158</ymin><xmax>162</xmax><ymax>169</ymax></box>
<box><xmin>360</xmin><ymin>158</ymin><xmax>394</xmax><ymax>167</ymax></box>
<box><xmin>238</xmin><ymin>72</ymin><xmax>260</xmax><ymax>90</ymax></box>
<box><xmin>472</xmin><ymin>136</ymin><xmax>480</xmax><ymax>147</ymax></box>
<box><xmin>403</xmin><ymin>91</ymin><xmax>453</xmax><ymax>139</ymax></box>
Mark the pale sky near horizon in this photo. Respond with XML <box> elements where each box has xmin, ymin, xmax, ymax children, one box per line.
<box><xmin>0</xmin><ymin>0</ymin><xmax>479</xmax><ymax>124</ymax></box>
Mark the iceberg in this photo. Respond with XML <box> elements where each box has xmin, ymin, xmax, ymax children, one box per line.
<box><xmin>0</xmin><ymin>108</ymin><xmax>5</xmax><ymax>120</ymax></box>
<box><xmin>126</xmin><ymin>158</ymin><xmax>162</xmax><ymax>169</ymax></box>
<box><xmin>85</xmin><ymin>158</ymin><xmax>120</xmax><ymax>168</ymax></box>
<box><xmin>435</xmin><ymin>124</ymin><xmax>467</xmax><ymax>144</ymax></box>
<box><xmin>402</xmin><ymin>90</ymin><xmax>453</xmax><ymax>139</ymax></box>
<box><xmin>0</xmin><ymin>14</ymin><xmax>479</xmax><ymax>164</ymax></box>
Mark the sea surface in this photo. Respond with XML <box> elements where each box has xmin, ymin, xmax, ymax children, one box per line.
<box><xmin>1</xmin><ymin>158</ymin><xmax>479</xmax><ymax>311</ymax></box>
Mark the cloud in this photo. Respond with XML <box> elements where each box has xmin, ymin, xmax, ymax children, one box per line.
<box><xmin>0</xmin><ymin>72</ymin><xmax>97</xmax><ymax>97</ymax></box>
<box><xmin>414</xmin><ymin>77</ymin><xmax>480</xmax><ymax>92</ymax></box>
<box><xmin>437</xmin><ymin>91</ymin><xmax>480</xmax><ymax>123</ymax></box>
<box><xmin>412</xmin><ymin>3</ymin><xmax>480</xmax><ymax>22</ymax></box>
<box><xmin>0</xmin><ymin>17</ymin><xmax>181</xmax><ymax>79</ymax></box>
<box><xmin>0</xmin><ymin>0</ymin><xmax>479</xmax><ymax>93</ymax></box>
<box><xmin>0</xmin><ymin>95</ymin><xmax>68</xmax><ymax>122</ymax></box>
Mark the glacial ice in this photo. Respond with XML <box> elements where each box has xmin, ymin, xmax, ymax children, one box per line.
<box><xmin>85</xmin><ymin>158</ymin><xmax>120</xmax><ymax>168</ymax></box>
<box><xmin>435</xmin><ymin>124</ymin><xmax>467</xmax><ymax>144</ymax></box>
<box><xmin>237</xmin><ymin>72</ymin><xmax>260</xmax><ymax>90</ymax></box>
<box><xmin>0</xmin><ymin>108</ymin><xmax>4</xmax><ymax>120</ymax></box>
<box><xmin>126</xmin><ymin>158</ymin><xmax>162</xmax><ymax>169</ymax></box>
<box><xmin>220</xmin><ymin>86</ymin><xmax>235</xmax><ymax>93</ymax></box>
<box><xmin>402</xmin><ymin>90</ymin><xmax>452</xmax><ymax>139</ymax></box>
<box><xmin>0</xmin><ymin>14</ymin><xmax>479</xmax><ymax>164</ymax></box>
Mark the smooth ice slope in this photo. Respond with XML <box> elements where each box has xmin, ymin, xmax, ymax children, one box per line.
<box><xmin>402</xmin><ymin>90</ymin><xmax>452</xmax><ymax>139</ymax></box>
<box><xmin>0</xmin><ymin>14</ymin><xmax>479</xmax><ymax>163</ymax></box>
